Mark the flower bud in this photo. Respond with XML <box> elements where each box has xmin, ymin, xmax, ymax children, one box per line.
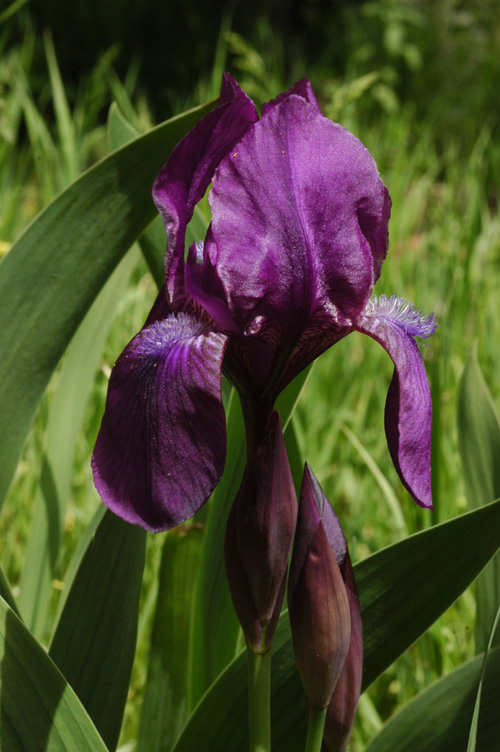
<box><xmin>225</xmin><ymin>410</ymin><xmax>298</xmax><ymax>653</ymax></box>
<box><xmin>288</xmin><ymin>465</ymin><xmax>352</xmax><ymax>710</ymax></box>
<box><xmin>322</xmin><ymin>583</ymin><xmax>362</xmax><ymax>752</ymax></box>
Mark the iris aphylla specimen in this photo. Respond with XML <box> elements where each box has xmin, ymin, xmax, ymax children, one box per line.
<box><xmin>92</xmin><ymin>74</ymin><xmax>437</xmax><ymax>532</ymax></box>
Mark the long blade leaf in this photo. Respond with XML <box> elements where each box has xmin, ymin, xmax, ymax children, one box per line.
<box><xmin>457</xmin><ymin>348</ymin><xmax>500</xmax><ymax>651</ymax></box>
<box><xmin>365</xmin><ymin>647</ymin><xmax>500</xmax><ymax>752</ymax></box>
<box><xmin>18</xmin><ymin>247</ymin><xmax>137</xmax><ymax>637</ymax></box>
<box><xmin>48</xmin><ymin>510</ymin><xmax>146</xmax><ymax>751</ymax></box>
<box><xmin>137</xmin><ymin>524</ymin><xmax>205</xmax><ymax>752</ymax></box>
<box><xmin>0</xmin><ymin>596</ymin><xmax>109</xmax><ymax>751</ymax></box>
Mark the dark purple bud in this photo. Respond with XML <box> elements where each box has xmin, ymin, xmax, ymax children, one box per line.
<box><xmin>225</xmin><ymin>411</ymin><xmax>298</xmax><ymax>653</ymax></box>
<box><xmin>322</xmin><ymin>586</ymin><xmax>363</xmax><ymax>752</ymax></box>
<box><xmin>288</xmin><ymin>465</ymin><xmax>352</xmax><ymax>709</ymax></box>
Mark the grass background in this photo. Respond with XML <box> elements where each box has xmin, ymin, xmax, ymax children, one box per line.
<box><xmin>1</xmin><ymin>0</ymin><xmax>499</xmax><ymax>748</ymax></box>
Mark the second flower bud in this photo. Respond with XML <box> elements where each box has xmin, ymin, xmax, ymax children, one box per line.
<box><xmin>225</xmin><ymin>410</ymin><xmax>298</xmax><ymax>654</ymax></box>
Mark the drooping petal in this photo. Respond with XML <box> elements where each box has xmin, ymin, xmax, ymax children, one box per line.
<box><xmin>92</xmin><ymin>313</ymin><xmax>228</xmax><ymax>531</ymax></box>
<box><xmin>356</xmin><ymin>295</ymin><xmax>438</xmax><ymax>508</ymax></box>
<box><xmin>152</xmin><ymin>74</ymin><xmax>258</xmax><ymax>309</ymax></box>
<box><xmin>209</xmin><ymin>94</ymin><xmax>391</xmax><ymax>373</ymax></box>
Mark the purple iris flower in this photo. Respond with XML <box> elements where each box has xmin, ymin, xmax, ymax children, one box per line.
<box><xmin>92</xmin><ymin>75</ymin><xmax>437</xmax><ymax>532</ymax></box>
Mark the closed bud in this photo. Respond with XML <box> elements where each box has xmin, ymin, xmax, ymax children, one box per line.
<box><xmin>322</xmin><ymin>584</ymin><xmax>362</xmax><ymax>752</ymax></box>
<box><xmin>288</xmin><ymin>465</ymin><xmax>352</xmax><ymax>710</ymax></box>
<box><xmin>225</xmin><ymin>410</ymin><xmax>298</xmax><ymax>653</ymax></box>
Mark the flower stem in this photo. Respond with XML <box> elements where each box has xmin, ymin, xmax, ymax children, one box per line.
<box><xmin>304</xmin><ymin>707</ymin><xmax>327</xmax><ymax>752</ymax></box>
<box><xmin>247</xmin><ymin>645</ymin><xmax>271</xmax><ymax>752</ymax></box>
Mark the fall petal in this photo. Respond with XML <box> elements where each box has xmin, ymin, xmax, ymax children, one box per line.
<box><xmin>92</xmin><ymin>313</ymin><xmax>228</xmax><ymax>531</ymax></box>
<box><xmin>356</xmin><ymin>295</ymin><xmax>438</xmax><ymax>508</ymax></box>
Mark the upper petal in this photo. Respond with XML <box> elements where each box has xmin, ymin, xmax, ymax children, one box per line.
<box><xmin>356</xmin><ymin>295</ymin><xmax>438</xmax><ymax>508</ymax></box>
<box><xmin>152</xmin><ymin>74</ymin><xmax>258</xmax><ymax>309</ymax></box>
<box><xmin>209</xmin><ymin>94</ymin><xmax>391</xmax><ymax>369</ymax></box>
<box><xmin>261</xmin><ymin>78</ymin><xmax>321</xmax><ymax>115</ymax></box>
<box><xmin>92</xmin><ymin>313</ymin><xmax>228</xmax><ymax>531</ymax></box>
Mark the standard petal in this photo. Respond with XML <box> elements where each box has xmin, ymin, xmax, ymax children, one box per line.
<box><xmin>261</xmin><ymin>78</ymin><xmax>321</xmax><ymax>115</ymax></box>
<box><xmin>210</xmin><ymin>94</ymin><xmax>390</xmax><ymax>371</ymax></box>
<box><xmin>152</xmin><ymin>74</ymin><xmax>258</xmax><ymax>309</ymax></box>
<box><xmin>356</xmin><ymin>295</ymin><xmax>438</xmax><ymax>508</ymax></box>
<box><xmin>92</xmin><ymin>313</ymin><xmax>228</xmax><ymax>531</ymax></box>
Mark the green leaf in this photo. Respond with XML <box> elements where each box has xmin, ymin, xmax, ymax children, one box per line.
<box><xmin>51</xmin><ymin>505</ymin><xmax>106</xmax><ymax>625</ymax></box>
<box><xmin>0</xmin><ymin>596</ymin><xmax>109</xmax><ymax>752</ymax></box>
<box><xmin>188</xmin><ymin>368</ymin><xmax>311</xmax><ymax>710</ymax></box>
<box><xmin>188</xmin><ymin>388</ymin><xmax>245</xmax><ymax>710</ymax></box>
<box><xmin>0</xmin><ymin>562</ymin><xmax>19</xmax><ymax>617</ymax></box>
<box><xmin>44</xmin><ymin>31</ymin><xmax>78</xmax><ymax>182</ymax></box>
<box><xmin>458</xmin><ymin>348</ymin><xmax>500</xmax><ymax>651</ymax></box>
<box><xmin>18</xmin><ymin>247</ymin><xmax>137</xmax><ymax>638</ymax></box>
<box><xmin>108</xmin><ymin>101</ymin><xmax>138</xmax><ymax>150</ymax></box>
<box><xmin>138</xmin><ymin>524</ymin><xmax>205</xmax><ymax>752</ymax></box>
<box><xmin>467</xmin><ymin>602</ymin><xmax>500</xmax><ymax>751</ymax></box>
<box><xmin>0</xmin><ymin>98</ymin><xmax>216</xmax><ymax>511</ymax></box>
<box><xmin>172</xmin><ymin>615</ymin><xmax>304</xmax><ymax>752</ymax></box>
<box><xmin>364</xmin><ymin>647</ymin><xmax>500</xmax><ymax>752</ymax></box>
<box><xmin>458</xmin><ymin>349</ymin><xmax>500</xmax><ymax>510</ymax></box>
<box><xmin>171</xmin><ymin>499</ymin><xmax>500</xmax><ymax>751</ymax></box>
<box><xmin>358</xmin><ymin>498</ymin><xmax>500</xmax><ymax>686</ymax></box>
<box><xmin>48</xmin><ymin>510</ymin><xmax>146</xmax><ymax>751</ymax></box>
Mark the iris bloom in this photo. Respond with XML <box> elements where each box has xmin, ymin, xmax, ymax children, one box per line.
<box><xmin>92</xmin><ymin>75</ymin><xmax>437</xmax><ymax>532</ymax></box>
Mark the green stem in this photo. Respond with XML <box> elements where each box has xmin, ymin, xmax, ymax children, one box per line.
<box><xmin>247</xmin><ymin>645</ymin><xmax>271</xmax><ymax>752</ymax></box>
<box><xmin>304</xmin><ymin>707</ymin><xmax>327</xmax><ymax>752</ymax></box>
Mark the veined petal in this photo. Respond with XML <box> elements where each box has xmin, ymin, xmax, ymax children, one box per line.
<box><xmin>92</xmin><ymin>313</ymin><xmax>228</xmax><ymax>531</ymax></box>
<box><xmin>185</xmin><ymin>238</ymin><xmax>241</xmax><ymax>334</ymax></box>
<box><xmin>356</xmin><ymin>295</ymin><xmax>438</xmax><ymax>508</ymax></box>
<box><xmin>210</xmin><ymin>94</ymin><xmax>390</xmax><ymax>357</ymax></box>
<box><xmin>152</xmin><ymin>74</ymin><xmax>258</xmax><ymax>309</ymax></box>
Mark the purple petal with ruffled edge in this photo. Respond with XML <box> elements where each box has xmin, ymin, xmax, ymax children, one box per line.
<box><xmin>152</xmin><ymin>74</ymin><xmax>258</xmax><ymax>309</ymax></box>
<box><xmin>92</xmin><ymin>313</ymin><xmax>228</xmax><ymax>531</ymax></box>
<box><xmin>356</xmin><ymin>295</ymin><xmax>438</xmax><ymax>509</ymax></box>
<box><xmin>261</xmin><ymin>78</ymin><xmax>321</xmax><ymax>115</ymax></box>
<box><xmin>209</xmin><ymin>94</ymin><xmax>391</xmax><ymax>371</ymax></box>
